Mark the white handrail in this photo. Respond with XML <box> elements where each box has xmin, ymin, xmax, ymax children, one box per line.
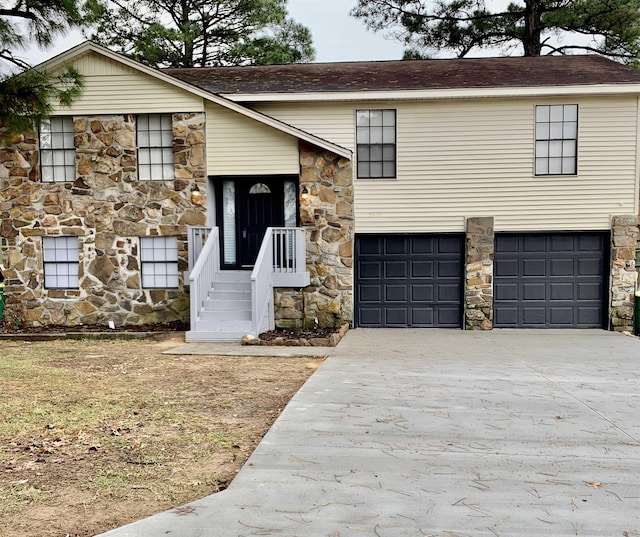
<box><xmin>189</xmin><ymin>227</ymin><xmax>220</xmax><ymax>326</ymax></box>
<box><xmin>251</xmin><ymin>227</ymin><xmax>275</xmax><ymax>336</ymax></box>
<box><xmin>271</xmin><ymin>227</ymin><xmax>306</xmax><ymax>274</ymax></box>
<box><xmin>187</xmin><ymin>226</ymin><xmax>212</xmax><ymax>272</ymax></box>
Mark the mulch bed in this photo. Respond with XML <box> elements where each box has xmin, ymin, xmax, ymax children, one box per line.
<box><xmin>0</xmin><ymin>320</ymin><xmax>189</xmax><ymax>335</ymax></box>
<box><xmin>252</xmin><ymin>323</ymin><xmax>349</xmax><ymax>347</ymax></box>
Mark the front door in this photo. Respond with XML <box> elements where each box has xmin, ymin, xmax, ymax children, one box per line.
<box><xmin>237</xmin><ymin>179</ymin><xmax>284</xmax><ymax>267</ymax></box>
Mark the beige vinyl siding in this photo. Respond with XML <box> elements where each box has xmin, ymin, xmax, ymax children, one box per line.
<box><xmin>51</xmin><ymin>52</ymin><xmax>203</xmax><ymax>114</ymax></box>
<box><xmin>255</xmin><ymin>97</ymin><xmax>638</xmax><ymax>233</ymax></box>
<box><xmin>206</xmin><ymin>103</ymin><xmax>299</xmax><ymax>175</ymax></box>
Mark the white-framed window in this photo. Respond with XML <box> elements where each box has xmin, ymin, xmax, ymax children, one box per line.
<box><xmin>356</xmin><ymin>109</ymin><xmax>396</xmax><ymax>178</ymax></box>
<box><xmin>42</xmin><ymin>236</ymin><xmax>79</xmax><ymax>289</ymax></box>
<box><xmin>535</xmin><ymin>104</ymin><xmax>578</xmax><ymax>175</ymax></box>
<box><xmin>40</xmin><ymin>117</ymin><xmax>75</xmax><ymax>183</ymax></box>
<box><xmin>140</xmin><ymin>236</ymin><xmax>179</xmax><ymax>289</ymax></box>
<box><xmin>137</xmin><ymin>114</ymin><xmax>174</xmax><ymax>181</ymax></box>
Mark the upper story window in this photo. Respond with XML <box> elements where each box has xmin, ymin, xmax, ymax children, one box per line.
<box><xmin>535</xmin><ymin>104</ymin><xmax>578</xmax><ymax>175</ymax></box>
<box><xmin>356</xmin><ymin>109</ymin><xmax>396</xmax><ymax>179</ymax></box>
<box><xmin>40</xmin><ymin>117</ymin><xmax>75</xmax><ymax>183</ymax></box>
<box><xmin>137</xmin><ymin>114</ymin><xmax>174</xmax><ymax>181</ymax></box>
<box><xmin>42</xmin><ymin>236</ymin><xmax>79</xmax><ymax>289</ymax></box>
<box><xmin>140</xmin><ymin>236</ymin><xmax>179</xmax><ymax>289</ymax></box>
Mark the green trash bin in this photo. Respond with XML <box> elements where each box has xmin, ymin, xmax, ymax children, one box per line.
<box><xmin>0</xmin><ymin>283</ymin><xmax>4</xmax><ymax>321</ymax></box>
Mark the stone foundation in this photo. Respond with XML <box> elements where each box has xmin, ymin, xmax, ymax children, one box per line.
<box><xmin>273</xmin><ymin>143</ymin><xmax>354</xmax><ymax>329</ymax></box>
<box><xmin>0</xmin><ymin>113</ymin><xmax>206</xmax><ymax>327</ymax></box>
<box><xmin>610</xmin><ymin>215</ymin><xmax>638</xmax><ymax>331</ymax></box>
<box><xmin>465</xmin><ymin>217</ymin><xmax>494</xmax><ymax>330</ymax></box>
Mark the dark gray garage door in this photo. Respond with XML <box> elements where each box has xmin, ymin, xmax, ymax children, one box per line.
<box><xmin>355</xmin><ymin>235</ymin><xmax>464</xmax><ymax>328</ymax></box>
<box><xmin>494</xmin><ymin>233</ymin><xmax>608</xmax><ymax>328</ymax></box>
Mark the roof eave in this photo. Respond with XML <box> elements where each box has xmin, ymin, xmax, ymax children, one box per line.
<box><xmin>219</xmin><ymin>83</ymin><xmax>640</xmax><ymax>103</ymax></box>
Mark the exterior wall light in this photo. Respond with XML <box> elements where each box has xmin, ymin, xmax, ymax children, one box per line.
<box><xmin>191</xmin><ymin>184</ymin><xmax>205</xmax><ymax>206</ymax></box>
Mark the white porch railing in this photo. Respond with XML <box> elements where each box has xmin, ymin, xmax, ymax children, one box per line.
<box><xmin>251</xmin><ymin>227</ymin><xmax>310</xmax><ymax>336</ymax></box>
<box><xmin>187</xmin><ymin>226</ymin><xmax>212</xmax><ymax>274</ymax></box>
<box><xmin>189</xmin><ymin>227</ymin><xmax>220</xmax><ymax>325</ymax></box>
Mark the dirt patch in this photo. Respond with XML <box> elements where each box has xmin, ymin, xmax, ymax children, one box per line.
<box><xmin>0</xmin><ymin>337</ymin><xmax>322</xmax><ymax>537</ymax></box>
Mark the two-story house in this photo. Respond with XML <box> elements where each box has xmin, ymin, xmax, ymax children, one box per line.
<box><xmin>1</xmin><ymin>42</ymin><xmax>638</xmax><ymax>340</ymax></box>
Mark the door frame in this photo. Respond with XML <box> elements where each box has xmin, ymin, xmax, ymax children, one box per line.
<box><xmin>213</xmin><ymin>174</ymin><xmax>299</xmax><ymax>270</ymax></box>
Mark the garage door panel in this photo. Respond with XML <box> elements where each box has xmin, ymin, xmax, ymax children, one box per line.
<box><xmin>412</xmin><ymin>237</ymin><xmax>434</xmax><ymax>255</ymax></box>
<box><xmin>549</xmin><ymin>307</ymin><xmax>575</xmax><ymax>326</ymax></box>
<box><xmin>358</xmin><ymin>284</ymin><xmax>381</xmax><ymax>303</ymax></box>
<box><xmin>438</xmin><ymin>259</ymin><xmax>462</xmax><ymax>278</ymax></box>
<box><xmin>411</xmin><ymin>285</ymin><xmax>434</xmax><ymax>302</ymax></box>
<box><xmin>522</xmin><ymin>307</ymin><xmax>546</xmax><ymax>325</ymax></box>
<box><xmin>550</xmin><ymin>235</ymin><xmax>574</xmax><ymax>251</ymax></box>
<box><xmin>438</xmin><ymin>237</ymin><xmax>463</xmax><ymax>254</ymax></box>
<box><xmin>386</xmin><ymin>308</ymin><xmax>408</xmax><ymax>326</ymax></box>
<box><xmin>411</xmin><ymin>261</ymin><xmax>433</xmax><ymax>278</ymax></box>
<box><xmin>578</xmin><ymin>307</ymin><xmax>602</xmax><ymax>325</ymax></box>
<box><xmin>579</xmin><ymin>258</ymin><xmax>602</xmax><ymax>276</ymax></box>
<box><xmin>495</xmin><ymin>233</ymin><xmax>607</xmax><ymax>328</ymax></box>
<box><xmin>578</xmin><ymin>235</ymin><xmax>603</xmax><ymax>251</ymax></box>
<box><xmin>385</xmin><ymin>261</ymin><xmax>407</xmax><ymax>278</ymax></box>
<box><xmin>495</xmin><ymin>282</ymin><xmax>518</xmax><ymax>301</ymax></box>
<box><xmin>437</xmin><ymin>306</ymin><xmax>463</xmax><ymax>327</ymax></box>
<box><xmin>523</xmin><ymin>282</ymin><xmax>546</xmax><ymax>300</ymax></box>
<box><xmin>386</xmin><ymin>285</ymin><xmax>407</xmax><ymax>302</ymax></box>
<box><xmin>550</xmin><ymin>282</ymin><xmax>574</xmax><ymax>300</ymax></box>
<box><xmin>578</xmin><ymin>282</ymin><xmax>602</xmax><ymax>300</ymax></box>
<box><xmin>358</xmin><ymin>261</ymin><xmax>381</xmax><ymax>279</ymax></box>
<box><xmin>550</xmin><ymin>259</ymin><xmax>574</xmax><ymax>276</ymax></box>
<box><xmin>386</xmin><ymin>238</ymin><xmax>407</xmax><ymax>255</ymax></box>
<box><xmin>412</xmin><ymin>308</ymin><xmax>434</xmax><ymax>326</ymax></box>
<box><xmin>358</xmin><ymin>237</ymin><xmax>382</xmax><ymax>255</ymax></box>
<box><xmin>495</xmin><ymin>259</ymin><xmax>518</xmax><ymax>277</ymax></box>
<box><xmin>523</xmin><ymin>258</ymin><xmax>546</xmax><ymax>276</ymax></box>
<box><xmin>523</xmin><ymin>236</ymin><xmax>547</xmax><ymax>252</ymax></box>
<box><xmin>358</xmin><ymin>307</ymin><xmax>382</xmax><ymax>327</ymax></box>
<box><xmin>356</xmin><ymin>234</ymin><xmax>463</xmax><ymax>328</ymax></box>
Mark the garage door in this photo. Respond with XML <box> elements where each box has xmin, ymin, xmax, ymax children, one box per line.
<box><xmin>355</xmin><ymin>235</ymin><xmax>464</xmax><ymax>328</ymax></box>
<box><xmin>494</xmin><ymin>233</ymin><xmax>608</xmax><ymax>328</ymax></box>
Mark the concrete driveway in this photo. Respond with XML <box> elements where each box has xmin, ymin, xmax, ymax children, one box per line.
<box><xmin>99</xmin><ymin>329</ymin><xmax>640</xmax><ymax>537</ymax></box>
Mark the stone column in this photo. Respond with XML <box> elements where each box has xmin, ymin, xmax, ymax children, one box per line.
<box><xmin>297</xmin><ymin>142</ymin><xmax>354</xmax><ymax>328</ymax></box>
<box><xmin>610</xmin><ymin>215</ymin><xmax>638</xmax><ymax>331</ymax></box>
<box><xmin>465</xmin><ymin>217</ymin><xmax>494</xmax><ymax>330</ymax></box>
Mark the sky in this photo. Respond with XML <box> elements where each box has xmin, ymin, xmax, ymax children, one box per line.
<box><xmin>19</xmin><ymin>0</ymin><xmax>405</xmax><ymax>66</ymax></box>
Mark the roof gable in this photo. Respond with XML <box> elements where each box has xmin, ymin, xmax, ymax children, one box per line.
<box><xmin>35</xmin><ymin>41</ymin><xmax>351</xmax><ymax>158</ymax></box>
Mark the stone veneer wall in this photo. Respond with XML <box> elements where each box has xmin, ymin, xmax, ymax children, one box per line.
<box><xmin>274</xmin><ymin>142</ymin><xmax>354</xmax><ymax>329</ymax></box>
<box><xmin>465</xmin><ymin>217</ymin><xmax>494</xmax><ymax>330</ymax></box>
<box><xmin>0</xmin><ymin>113</ymin><xmax>206</xmax><ymax>327</ymax></box>
<box><xmin>610</xmin><ymin>214</ymin><xmax>638</xmax><ymax>331</ymax></box>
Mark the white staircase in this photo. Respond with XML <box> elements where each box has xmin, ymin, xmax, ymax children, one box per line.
<box><xmin>191</xmin><ymin>271</ymin><xmax>252</xmax><ymax>340</ymax></box>
<box><xmin>186</xmin><ymin>226</ymin><xmax>309</xmax><ymax>343</ymax></box>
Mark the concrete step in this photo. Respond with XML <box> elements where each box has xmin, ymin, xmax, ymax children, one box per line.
<box><xmin>187</xmin><ymin>319</ymin><xmax>254</xmax><ymax>342</ymax></box>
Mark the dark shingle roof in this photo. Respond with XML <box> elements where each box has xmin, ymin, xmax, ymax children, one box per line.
<box><xmin>162</xmin><ymin>55</ymin><xmax>640</xmax><ymax>95</ymax></box>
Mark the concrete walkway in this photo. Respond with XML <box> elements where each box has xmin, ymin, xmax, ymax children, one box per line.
<box><xmin>99</xmin><ymin>329</ymin><xmax>640</xmax><ymax>537</ymax></box>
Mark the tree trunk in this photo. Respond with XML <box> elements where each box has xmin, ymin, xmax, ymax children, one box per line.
<box><xmin>522</xmin><ymin>0</ymin><xmax>543</xmax><ymax>55</ymax></box>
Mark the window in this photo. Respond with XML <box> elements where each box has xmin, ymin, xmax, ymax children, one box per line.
<box><xmin>535</xmin><ymin>104</ymin><xmax>578</xmax><ymax>175</ymax></box>
<box><xmin>140</xmin><ymin>236</ymin><xmax>179</xmax><ymax>288</ymax></box>
<box><xmin>42</xmin><ymin>236</ymin><xmax>79</xmax><ymax>289</ymax></box>
<box><xmin>40</xmin><ymin>117</ymin><xmax>75</xmax><ymax>182</ymax></box>
<box><xmin>356</xmin><ymin>109</ymin><xmax>396</xmax><ymax>178</ymax></box>
<box><xmin>137</xmin><ymin>114</ymin><xmax>174</xmax><ymax>180</ymax></box>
